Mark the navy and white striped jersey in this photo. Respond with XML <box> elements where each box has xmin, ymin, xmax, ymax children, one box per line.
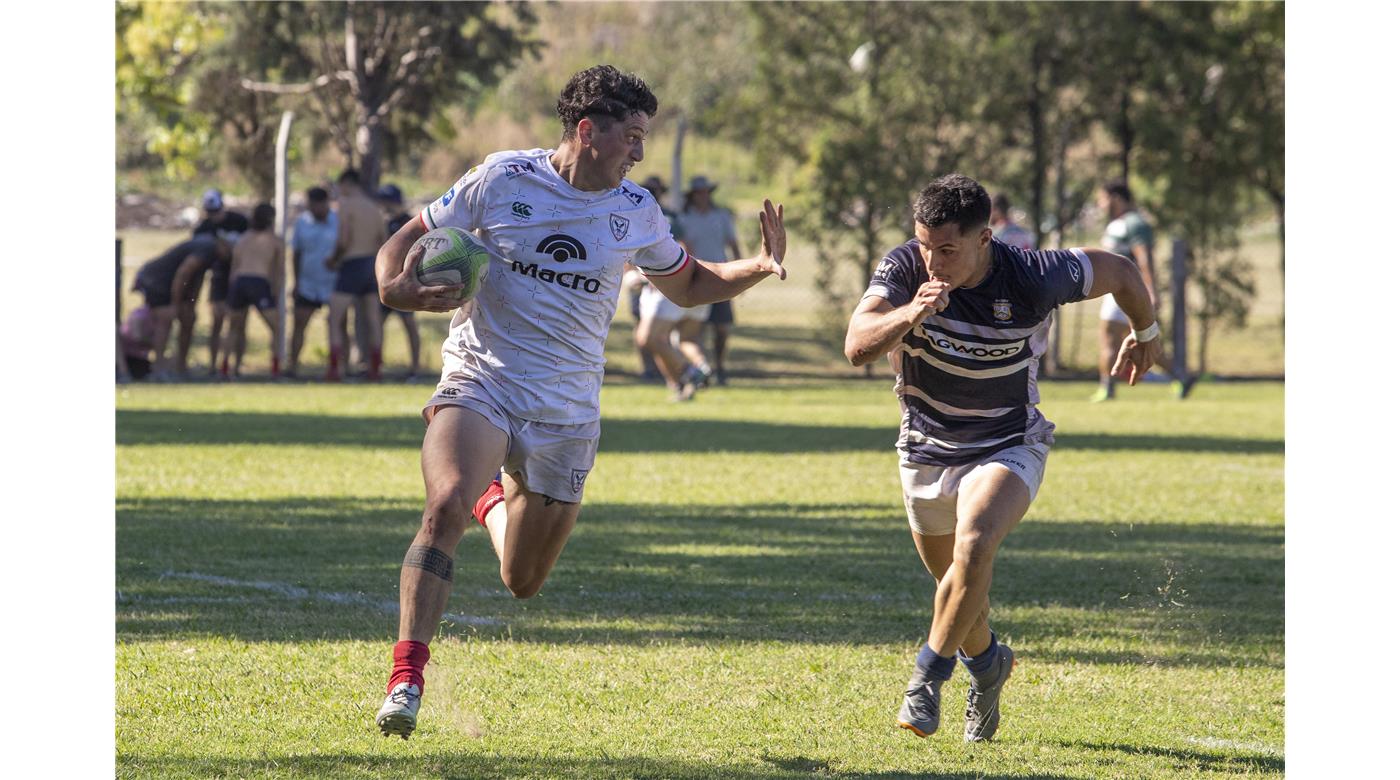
<box><xmin>863</xmin><ymin>238</ymin><xmax>1094</xmax><ymax>467</ymax></box>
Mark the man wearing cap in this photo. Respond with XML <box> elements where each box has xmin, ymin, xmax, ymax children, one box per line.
<box><xmin>377</xmin><ymin>184</ymin><xmax>423</xmax><ymax>380</ymax></box>
<box><xmin>192</xmin><ymin>189</ymin><xmax>249</xmax><ymax>375</ymax></box>
<box><xmin>623</xmin><ymin>175</ymin><xmax>688</xmax><ymax>385</ymax></box>
<box><xmin>678</xmin><ymin>175</ymin><xmax>742</xmax><ymax>385</ymax></box>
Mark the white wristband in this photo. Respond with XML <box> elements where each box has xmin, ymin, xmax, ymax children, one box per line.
<box><xmin>1132</xmin><ymin>321</ymin><xmax>1161</xmax><ymax>343</ymax></box>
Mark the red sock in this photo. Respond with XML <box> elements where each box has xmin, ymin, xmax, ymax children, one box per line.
<box><xmin>326</xmin><ymin>348</ymin><xmax>342</xmax><ymax>381</ymax></box>
<box><xmin>388</xmin><ymin>640</ymin><xmax>430</xmax><ymax>693</ymax></box>
<box><xmin>220</xmin><ymin>355</ymin><xmax>230</xmax><ymax>377</ymax></box>
<box><xmin>270</xmin><ymin>355</ymin><xmax>280</xmax><ymax>377</ymax></box>
<box><xmin>473</xmin><ymin>478</ymin><xmax>504</xmax><ymax>528</ymax></box>
<box><xmin>368</xmin><ymin>348</ymin><xmax>382</xmax><ymax>381</ymax></box>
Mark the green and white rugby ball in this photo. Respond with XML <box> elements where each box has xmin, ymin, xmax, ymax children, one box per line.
<box><xmin>413</xmin><ymin>226</ymin><xmax>491</xmax><ymax>302</ymax></box>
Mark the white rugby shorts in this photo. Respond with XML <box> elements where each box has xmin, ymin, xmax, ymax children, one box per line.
<box><xmin>640</xmin><ymin>283</ymin><xmax>711</xmax><ymax>322</ymax></box>
<box><xmin>1099</xmin><ymin>293</ymin><xmax>1131</xmax><ymax>325</ymax></box>
<box><xmin>423</xmin><ymin>374</ymin><xmax>599</xmax><ymax>502</ymax></box>
<box><xmin>899</xmin><ymin>442</ymin><xmax>1050</xmax><ymax>536</ymax></box>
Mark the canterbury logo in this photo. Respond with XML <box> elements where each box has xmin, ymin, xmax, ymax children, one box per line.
<box><xmin>537</xmin><ymin>234</ymin><xmax>586</xmax><ymax>263</ymax></box>
<box><xmin>511</xmin><ymin>202</ymin><xmax>532</xmax><ymax>220</ymax></box>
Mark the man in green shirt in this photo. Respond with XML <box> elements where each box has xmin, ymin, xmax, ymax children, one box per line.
<box><xmin>1094</xmin><ymin>179</ymin><xmax>1157</xmax><ymax>402</ymax></box>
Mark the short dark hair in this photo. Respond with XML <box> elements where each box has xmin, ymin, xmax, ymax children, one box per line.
<box><xmin>1103</xmin><ymin>178</ymin><xmax>1133</xmax><ymax>202</ymax></box>
<box><xmin>251</xmin><ymin>203</ymin><xmax>276</xmax><ymax>231</ymax></box>
<box><xmin>992</xmin><ymin>193</ymin><xmax>1011</xmax><ymax>214</ymax></box>
<box><xmin>556</xmin><ymin>65</ymin><xmax>658</xmax><ymax>140</ymax></box>
<box><xmin>338</xmin><ymin>169</ymin><xmax>360</xmax><ymax>185</ymax></box>
<box><xmin>913</xmin><ymin>174</ymin><xmax>991</xmax><ymax>234</ymax></box>
<box><xmin>306</xmin><ymin>186</ymin><xmax>329</xmax><ymax>203</ymax></box>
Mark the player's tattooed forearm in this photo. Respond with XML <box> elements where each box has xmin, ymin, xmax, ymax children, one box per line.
<box><xmin>403</xmin><ymin>545</ymin><xmax>454</xmax><ymax>581</ymax></box>
<box><xmin>543</xmin><ymin>495</ymin><xmax>578</xmax><ymax>506</ymax></box>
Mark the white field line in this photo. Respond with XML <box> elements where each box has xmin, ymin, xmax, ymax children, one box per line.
<box><xmin>152</xmin><ymin>571</ymin><xmax>503</xmax><ymax>626</ymax></box>
<box><xmin>1184</xmin><ymin>736</ymin><xmax>1283</xmax><ymax>755</ymax></box>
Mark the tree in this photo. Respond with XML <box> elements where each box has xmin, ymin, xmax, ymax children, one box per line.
<box><xmin>242</xmin><ymin>1</ymin><xmax>539</xmax><ymax>191</ymax></box>
<box><xmin>742</xmin><ymin>2</ymin><xmax>982</xmax><ymax>351</ymax></box>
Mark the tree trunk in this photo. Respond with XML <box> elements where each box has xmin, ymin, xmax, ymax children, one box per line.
<box><xmin>1027</xmin><ymin>43</ymin><xmax>1047</xmax><ymax>249</ymax></box>
<box><xmin>356</xmin><ymin>115</ymin><xmax>383</xmax><ymax>191</ymax></box>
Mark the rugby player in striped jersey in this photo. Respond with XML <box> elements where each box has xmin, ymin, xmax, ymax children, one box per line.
<box><xmin>844</xmin><ymin>174</ymin><xmax>1162</xmax><ymax>742</ymax></box>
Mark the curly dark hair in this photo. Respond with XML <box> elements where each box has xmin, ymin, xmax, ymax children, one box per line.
<box><xmin>1102</xmin><ymin>177</ymin><xmax>1133</xmax><ymax>202</ymax></box>
<box><xmin>556</xmin><ymin>65</ymin><xmax>658</xmax><ymax>139</ymax></box>
<box><xmin>913</xmin><ymin>174</ymin><xmax>991</xmax><ymax>234</ymax></box>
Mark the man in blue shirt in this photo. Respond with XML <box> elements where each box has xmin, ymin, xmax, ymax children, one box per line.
<box><xmin>845</xmin><ymin>174</ymin><xmax>1161</xmax><ymax>742</ymax></box>
<box><xmin>289</xmin><ymin>187</ymin><xmax>339</xmax><ymax>378</ymax></box>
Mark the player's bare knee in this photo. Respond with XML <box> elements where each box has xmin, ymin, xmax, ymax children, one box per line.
<box><xmin>953</xmin><ymin>533</ymin><xmax>1000</xmax><ymax>570</ymax></box>
<box><xmin>500</xmin><ymin>567</ymin><xmax>544</xmax><ymax>599</ymax></box>
<box><xmin>421</xmin><ymin>488</ymin><xmax>473</xmax><ymax>542</ymax></box>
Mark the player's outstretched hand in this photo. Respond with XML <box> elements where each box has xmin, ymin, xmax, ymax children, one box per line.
<box><xmin>381</xmin><ymin>241</ymin><xmax>466</xmax><ymax>313</ymax></box>
<box><xmin>758</xmin><ymin>199</ymin><xmax>786</xmax><ymax>280</ymax></box>
<box><xmin>1111</xmin><ymin>333</ymin><xmax>1164</xmax><ymax>386</ymax></box>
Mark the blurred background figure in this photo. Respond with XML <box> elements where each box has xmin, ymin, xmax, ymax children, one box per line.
<box><xmin>221</xmin><ymin>203</ymin><xmax>284</xmax><ymax>378</ymax></box>
<box><xmin>289</xmin><ymin>186</ymin><xmax>338</xmax><ymax>379</ymax></box>
<box><xmin>631</xmin><ymin>175</ymin><xmax>686</xmax><ymax>382</ymax></box>
<box><xmin>119</xmin><ymin>304</ymin><xmax>156</xmax><ymax>382</ymax></box>
<box><xmin>130</xmin><ymin>236</ymin><xmax>225</xmax><ymax>380</ymax></box>
<box><xmin>192</xmin><ymin>188</ymin><xmax>248</xmax><ymax>376</ymax></box>
<box><xmin>1093</xmin><ymin>178</ymin><xmax>1156</xmax><ymax>402</ymax></box>
<box><xmin>327</xmin><ymin>169</ymin><xmax>387</xmax><ymax>382</ymax></box>
<box><xmin>377</xmin><ymin>183</ymin><xmax>422</xmax><ymax>380</ymax></box>
<box><xmin>678</xmin><ymin>175</ymin><xmax>741</xmax><ymax>385</ymax></box>
<box><xmin>990</xmin><ymin>193</ymin><xmax>1036</xmax><ymax>251</ymax></box>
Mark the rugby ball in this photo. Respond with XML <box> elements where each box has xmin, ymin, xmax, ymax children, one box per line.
<box><xmin>413</xmin><ymin>226</ymin><xmax>490</xmax><ymax>302</ymax></box>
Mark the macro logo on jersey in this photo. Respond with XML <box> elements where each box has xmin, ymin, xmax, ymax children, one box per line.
<box><xmin>609</xmin><ymin>213</ymin><xmax>630</xmax><ymax>241</ymax></box>
<box><xmin>504</xmin><ymin>161</ymin><xmax>535</xmax><ymax>178</ymax></box>
<box><xmin>929</xmin><ymin>332</ymin><xmax>1026</xmax><ymax>362</ymax></box>
<box><xmin>618</xmin><ymin>186</ymin><xmax>645</xmax><ymax>206</ymax></box>
<box><xmin>536</xmin><ymin>234</ymin><xmax>587</xmax><ymax>263</ymax></box>
<box><xmin>993</xmin><ymin>299</ymin><xmax>1012</xmax><ymax>321</ymax></box>
<box><xmin>511</xmin><ymin>202</ymin><xmax>533</xmax><ymax>222</ymax></box>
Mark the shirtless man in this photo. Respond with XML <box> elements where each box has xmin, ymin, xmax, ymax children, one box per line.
<box><xmin>327</xmin><ymin>169</ymin><xmax>388</xmax><ymax>381</ymax></box>
<box><xmin>221</xmin><ymin>203</ymin><xmax>285</xmax><ymax>378</ymax></box>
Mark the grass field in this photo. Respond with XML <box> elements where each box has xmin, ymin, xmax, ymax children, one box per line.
<box><xmin>116</xmin><ymin>378</ymin><xmax>1283</xmax><ymax>778</ymax></box>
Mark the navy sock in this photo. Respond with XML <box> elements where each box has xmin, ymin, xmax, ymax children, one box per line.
<box><xmin>914</xmin><ymin>643</ymin><xmax>956</xmax><ymax>682</ymax></box>
<box><xmin>959</xmin><ymin>632</ymin><xmax>1001</xmax><ymax>679</ymax></box>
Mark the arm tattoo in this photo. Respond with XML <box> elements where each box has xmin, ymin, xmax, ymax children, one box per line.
<box><xmin>403</xmin><ymin>545</ymin><xmax>454</xmax><ymax>581</ymax></box>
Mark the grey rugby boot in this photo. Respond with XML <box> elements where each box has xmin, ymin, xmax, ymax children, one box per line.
<box><xmin>376</xmin><ymin>682</ymin><xmax>421</xmax><ymax>739</ymax></box>
<box><xmin>964</xmin><ymin>643</ymin><xmax>1015</xmax><ymax>742</ymax></box>
<box><xmin>897</xmin><ymin>676</ymin><xmax>943</xmax><ymax>737</ymax></box>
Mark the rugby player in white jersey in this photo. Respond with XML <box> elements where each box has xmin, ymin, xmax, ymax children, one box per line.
<box><xmin>369</xmin><ymin>65</ymin><xmax>787</xmax><ymax>739</ymax></box>
<box><xmin>844</xmin><ymin>174</ymin><xmax>1161</xmax><ymax>742</ymax></box>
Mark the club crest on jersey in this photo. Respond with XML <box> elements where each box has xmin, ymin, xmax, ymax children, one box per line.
<box><xmin>993</xmin><ymin>299</ymin><xmax>1013</xmax><ymax>321</ymax></box>
<box><xmin>609</xmin><ymin>213</ymin><xmax>630</xmax><ymax>241</ymax></box>
<box><xmin>504</xmin><ymin>161</ymin><xmax>535</xmax><ymax>178</ymax></box>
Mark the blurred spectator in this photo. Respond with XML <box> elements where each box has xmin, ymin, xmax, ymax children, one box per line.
<box><xmin>377</xmin><ymin>183</ymin><xmax>422</xmax><ymax>380</ymax></box>
<box><xmin>119</xmin><ymin>304</ymin><xmax>156</xmax><ymax>381</ymax></box>
<box><xmin>289</xmin><ymin>186</ymin><xmax>338</xmax><ymax>378</ymax></box>
<box><xmin>130</xmin><ymin>236</ymin><xmax>225</xmax><ymax>379</ymax></box>
<box><xmin>1093</xmin><ymin>179</ymin><xmax>1157</xmax><ymax>402</ymax></box>
<box><xmin>990</xmin><ymin>194</ymin><xmax>1036</xmax><ymax>251</ymax></box>
<box><xmin>221</xmin><ymin>203</ymin><xmax>285</xmax><ymax>378</ymax></box>
<box><xmin>327</xmin><ymin>169</ymin><xmax>387</xmax><ymax>381</ymax></box>
<box><xmin>631</xmin><ymin>175</ymin><xmax>686</xmax><ymax>382</ymax></box>
<box><xmin>678</xmin><ymin>175</ymin><xmax>741</xmax><ymax>385</ymax></box>
<box><xmin>193</xmin><ymin>189</ymin><xmax>248</xmax><ymax>375</ymax></box>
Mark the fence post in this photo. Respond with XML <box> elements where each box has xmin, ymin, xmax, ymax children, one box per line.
<box><xmin>1171</xmin><ymin>238</ymin><xmax>1189</xmax><ymax>382</ymax></box>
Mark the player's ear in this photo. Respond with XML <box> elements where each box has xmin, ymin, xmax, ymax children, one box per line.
<box><xmin>979</xmin><ymin>227</ymin><xmax>993</xmax><ymax>248</ymax></box>
<box><xmin>577</xmin><ymin>117</ymin><xmax>595</xmax><ymax>147</ymax></box>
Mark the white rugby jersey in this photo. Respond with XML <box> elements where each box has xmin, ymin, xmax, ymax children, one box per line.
<box><xmin>421</xmin><ymin>148</ymin><xmax>688</xmax><ymax>424</ymax></box>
